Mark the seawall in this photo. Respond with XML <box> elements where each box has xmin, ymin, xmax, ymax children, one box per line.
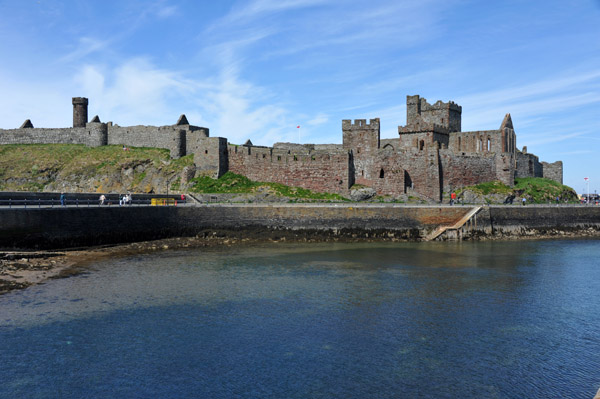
<box><xmin>1</xmin><ymin>204</ymin><xmax>599</xmax><ymax>249</ymax></box>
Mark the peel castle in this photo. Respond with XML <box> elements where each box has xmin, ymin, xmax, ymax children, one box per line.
<box><xmin>0</xmin><ymin>95</ymin><xmax>562</xmax><ymax>201</ymax></box>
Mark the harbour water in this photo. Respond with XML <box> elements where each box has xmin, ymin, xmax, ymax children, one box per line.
<box><xmin>1</xmin><ymin>240</ymin><xmax>599</xmax><ymax>398</ymax></box>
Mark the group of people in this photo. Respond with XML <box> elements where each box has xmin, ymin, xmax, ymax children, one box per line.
<box><xmin>97</xmin><ymin>193</ymin><xmax>133</xmax><ymax>206</ymax></box>
<box><xmin>119</xmin><ymin>193</ymin><xmax>132</xmax><ymax>206</ymax></box>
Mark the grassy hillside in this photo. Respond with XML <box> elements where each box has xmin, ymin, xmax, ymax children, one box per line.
<box><xmin>0</xmin><ymin>144</ymin><xmax>346</xmax><ymax>201</ymax></box>
<box><xmin>456</xmin><ymin>178</ymin><xmax>578</xmax><ymax>204</ymax></box>
<box><xmin>0</xmin><ymin>144</ymin><xmax>193</xmax><ymax>193</ymax></box>
<box><xmin>0</xmin><ymin>144</ymin><xmax>574</xmax><ymax>203</ymax></box>
<box><xmin>189</xmin><ymin>172</ymin><xmax>347</xmax><ymax>201</ymax></box>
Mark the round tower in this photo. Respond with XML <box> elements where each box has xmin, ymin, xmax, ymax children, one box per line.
<box><xmin>72</xmin><ymin>97</ymin><xmax>88</xmax><ymax>128</ymax></box>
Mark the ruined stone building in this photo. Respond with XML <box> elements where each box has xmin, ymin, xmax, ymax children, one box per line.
<box><xmin>0</xmin><ymin>95</ymin><xmax>562</xmax><ymax>201</ymax></box>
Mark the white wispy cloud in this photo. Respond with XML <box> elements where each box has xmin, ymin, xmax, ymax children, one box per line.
<box><xmin>58</xmin><ymin>37</ymin><xmax>113</xmax><ymax>64</ymax></box>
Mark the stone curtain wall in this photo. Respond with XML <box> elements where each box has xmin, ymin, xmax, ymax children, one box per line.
<box><xmin>107</xmin><ymin>125</ymin><xmax>186</xmax><ymax>158</ymax></box>
<box><xmin>0</xmin><ymin>125</ymin><xmax>107</xmax><ymax>147</ymax></box>
<box><xmin>228</xmin><ymin>145</ymin><xmax>353</xmax><ymax>194</ymax></box>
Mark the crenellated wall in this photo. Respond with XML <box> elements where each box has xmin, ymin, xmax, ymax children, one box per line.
<box><xmin>228</xmin><ymin>144</ymin><xmax>353</xmax><ymax>194</ymax></box>
<box><xmin>0</xmin><ymin>95</ymin><xmax>563</xmax><ymax>201</ymax></box>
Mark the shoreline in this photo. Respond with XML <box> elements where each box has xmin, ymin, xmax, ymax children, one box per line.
<box><xmin>2</xmin><ymin>229</ymin><xmax>600</xmax><ymax>296</ymax></box>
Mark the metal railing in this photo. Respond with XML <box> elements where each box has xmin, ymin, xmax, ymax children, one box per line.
<box><xmin>0</xmin><ymin>198</ymin><xmax>187</xmax><ymax>208</ymax></box>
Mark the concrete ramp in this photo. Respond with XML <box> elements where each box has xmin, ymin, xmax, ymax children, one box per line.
<box><xmin>424</xmin><ymin>206</ymin><xmax>482</xmax><ymax>241</ymax></box>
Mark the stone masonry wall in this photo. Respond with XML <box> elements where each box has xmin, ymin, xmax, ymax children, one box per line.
<box><xmin>397</xmin><ymin>148</ymin><xmax>441</xmax><ymax>200</ymax></box>
<box><xmin>406</xmin><ymin>95</ymin><xmax>462</xmax><ymax>132</ymax></box>
<box><xmin>192</xmin><ymin>137</ymin><xmax>228</xmax><ymax>178</ymax></box>
<box><xmin>449</xmin><ymin>130</ymin><xmax>503</xmax><ymax>153</ymax></box>
<box><xmin>515</xmin><ymin>151</ymin><xmax>542</xmax><ymax>178</ymax></box>
<box><xmin>0</xmin><ymin>205</ymin><xmax>469</xmax><ymax>249</ymax></box>
<box><xmin>108</xmin><ymin>125</ymin><xmax>186</xmax><ymax>158</ymax></box>
<box><xmin>3</xmin><ymin>205</ymin><xmax>597</xmax><ymax>250</ymax></box>
<box><xmin>541</xmin><ymin>161</ymin><xmax>563</xmax><ymax>184</ymax></box>
<box><xmin>439</xmin><ymin>149</ymin><xmax>498</xmax><ymax>192</ymax></box>
<box><xmin>228</xmin><ymin>145</ymin><xmax>352</xmax><ymax>194</ymax></box>
<box><xmin>0</xmin><ymin>125</ymin><xmax>107</xmax><ymax>147</ymax></box>
<box><xmin>353</xmin><ymin>149</ymin><xmax>405</xmax><ymax>196</ymax></box>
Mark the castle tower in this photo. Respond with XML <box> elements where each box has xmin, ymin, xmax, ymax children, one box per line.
<box><xmin>72</xmin><ymin>97</ymin><xmax>88</xmax><ymax>128</ymax></box>
<box><xmin>406</xmin><ymin>95</ymin><xmax>422</xmax><ymax>126</ymax></box>
<box><xmin>405</xmin><ymin>95</ymin><xmax>462</xmax><ymax>132</ymax></box>
<box><xmin>342</xmin><ymin>118</ymin><xmax>380</xmax><ymax>153</ymax></box>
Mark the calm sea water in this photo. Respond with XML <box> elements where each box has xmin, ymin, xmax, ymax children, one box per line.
<box><xmin>1</xmin><ymin>240</ymin><xmax>599</xmax><ymax>398</ymax></box>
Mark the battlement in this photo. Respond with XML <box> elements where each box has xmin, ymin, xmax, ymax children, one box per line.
<box><xmin>423</xmin><ymin>98</ymin><xmax>462</xmax><ymax>112</ymax></box>
<box><xmin>342</xmin><ymin>118</ymin><xmax>380</xmax><ymax>130</ymax></box>
<box><xmin>398</xmin><ymin>121</ymin><xmax>450</xmax><ymax>134</ymax></box>
<box><xmin>406</xmin><ymin>95</ymin><xmax>462</xmax><ymax>132</ymax></box>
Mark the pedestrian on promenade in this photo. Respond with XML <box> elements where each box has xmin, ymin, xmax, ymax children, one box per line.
<box><xmin>450</xmin><ymin>192</ymin><xmax>456</xmax><ymax>205</ymax></box>
<box><xmin>99</xmin><ymin>194</ymin><xmax>106</xmax><ymax>205</ymax></box>
<box><xmin>60</xmin><ymin>192</ymin><xmax>66</xmax><ymax>207</ymax></box>
<box><xmin>522</xmin><ymin>197</ymin><xmax>526</xmax><ymax>206</ymax></box>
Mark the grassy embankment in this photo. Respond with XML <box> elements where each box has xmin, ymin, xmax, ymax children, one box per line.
<box><xmin>0</xmin><ymin>144</ymin><xmax>192</xmax><ymax>192</ymax></box>
<box><xmin>0</xmin><ymin>144</ymin><xmax>346</xmax><ymax>201</ymax></box>
<box><xmin>0</xmin><ymin>144</ymin><xmax>576</xmax><ymax>203</ymax></box>
<box><xmin>188</xmin><ymin>172</ymin><xmax>347</xmax><ymax>201</ymax></box>
<box><xmin>456</xmin><ymin>178</ymin><xmax>579</xmax><ymax>203</ymax></box>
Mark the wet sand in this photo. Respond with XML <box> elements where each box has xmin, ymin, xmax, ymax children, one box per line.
<box><xmin>0</xmin><ymin>235</ymin><xmax>253</xmax><ymax>295</ymax></box>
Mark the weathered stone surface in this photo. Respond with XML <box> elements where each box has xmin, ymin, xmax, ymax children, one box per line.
<box><xmin>1</xmin><ymin>205</ymin><xmax>598</xmax><ymax>250</ymax></box>
<box><xmin>350</xmin><ymin>186</ymin><xmax>377</xmax><ymax>201</ymax></box>
<box><xmin>0</xmin><ymin>94</ymin><xmax>562</xmax><ymax>201</ymax></box>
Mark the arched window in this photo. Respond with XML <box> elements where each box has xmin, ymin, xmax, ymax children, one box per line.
<box><xmin>419</xmin><ymin>140</ymin><xmax>425</xmax><ymax>151</ymax></box>
<box><xmin>458</xmin><ymin>137</ymin><xmax>461</xmax><ymax>151</ymax></box>
<box><xmin>379</xmin><ymin>169</ymin><xmax>385</xmax><ymax>178</ymax></box>
<box><xmin>487</xmin><ymin>138</ymin><xmax>491</xmax><ymax>151</ymax></box>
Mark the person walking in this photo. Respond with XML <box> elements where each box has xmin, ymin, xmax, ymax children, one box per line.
<box><xmin>450</xmin><ymin>192</ymin><xmax>456</xmax><ymax>205</ymax></box>
<box><xmin>522</xmin><ymin>197</ymin><xmax>526</xmax><ymax>206</ymax></box>
<box><xmin>60</xmin><ymin>192</ymin><xmax>66</xmax><ymax>207</ymax></box>
<box><xmin>99</xmin><ymin>194</ymin><xmax>106</xmax><ymax>205</ymax></box>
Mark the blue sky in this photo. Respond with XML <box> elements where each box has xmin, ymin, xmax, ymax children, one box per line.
<box><xmin>0</xmin><ymin>0</ymin><xmax>599</xmax><ymax>194</ymax></box>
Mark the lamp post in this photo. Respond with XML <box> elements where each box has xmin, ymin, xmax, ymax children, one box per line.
<box><xmin>584</xmin><ymin>177</ymin><xmax>590</xmax><ymax>204</ymax></box>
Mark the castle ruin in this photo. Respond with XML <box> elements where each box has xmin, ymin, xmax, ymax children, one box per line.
<box><xmin>0</xmin><ymin>95</ymin><xmax>563</xmax><ymax>201</ymax></box>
